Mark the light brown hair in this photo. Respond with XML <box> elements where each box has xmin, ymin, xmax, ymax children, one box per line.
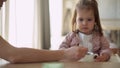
<box><xmin>72</xmin><ymin>0</ymin><xmax>103</xmax><ymax>36</ymax></box>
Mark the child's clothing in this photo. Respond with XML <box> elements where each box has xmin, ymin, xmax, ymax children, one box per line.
<box><xmin>59</xmin><ymin>31</ymin><xmax>111</xmax><ymax>57</ymax></box>
<box><xmin>79</xmin><ymin>32</ymin><xmax>93</xmax><ymax>52</ymax></box>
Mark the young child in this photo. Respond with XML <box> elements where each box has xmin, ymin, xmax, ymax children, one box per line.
<box><xmin>59</xmin><ymin>0</ymin><xmax>111</xmax><ymax>62</ymax></box>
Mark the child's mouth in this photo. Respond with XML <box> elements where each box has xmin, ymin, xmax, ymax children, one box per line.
<box><xmin>82</xmin><ymin>27</ymin><xmax>88</xmax><ymax>30</ymax></box>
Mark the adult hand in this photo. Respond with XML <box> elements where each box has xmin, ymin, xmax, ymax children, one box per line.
<box><xmin>63</xmin><ymin>46</ymin><xmax>88</xmax><ymax>61</ymax></box>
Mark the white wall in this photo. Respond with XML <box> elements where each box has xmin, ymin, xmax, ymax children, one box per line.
<box><xmin>117</xmin><ymin>0</ymin><xmax>120</xmax><ymax>18</ymax></box>
<box><xmin>98</xmin><ymin>0</ymin><xmax>118</xmax><ymax>19</ymax></box>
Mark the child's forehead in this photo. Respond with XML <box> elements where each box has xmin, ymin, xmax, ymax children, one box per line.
<box><xmin>76</xmin><ymin>9</ymin><xmax>95</xmax><ymax>17</ymax></box>
<box><xmin>77</xmin><ymin>7</ymin><xmax>94</xmax><ymax>11</ymax></box>
<box><xmin>77</xmin><ymin>8</ymin><xmax>94</xmax><ymax>14</ymax></box>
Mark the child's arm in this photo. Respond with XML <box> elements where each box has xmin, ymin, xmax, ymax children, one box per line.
<box><xmin>95</xmin><ymin>36</ymin><xmax>111</xmax><ymax>62</ymax></box>
<box><xmin>59</xmin><ymin>32</ymin><xmax>75</xmax><ymax>49</ymax></box>
<box><xmin>100</xmin><ymin>36</ymin><xmax>111</xmax><ymax>55</ymax></box>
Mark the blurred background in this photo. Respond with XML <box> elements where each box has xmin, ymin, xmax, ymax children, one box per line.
<box><xmin>0</xmin><ymin>0</ymin><xmax>120</xmax><ymax>51</ymax></box>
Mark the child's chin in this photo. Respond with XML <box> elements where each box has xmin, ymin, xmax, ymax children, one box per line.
<box><xmin>81</xmin><ymin>31</ymin><xmax>89</xmax><ymax>34</ymax></box>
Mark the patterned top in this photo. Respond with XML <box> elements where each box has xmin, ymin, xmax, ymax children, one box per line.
<box><xmin>59</xmin><ymin>31</ymin><xmax>111</xmax><ymax>56</ymax></box>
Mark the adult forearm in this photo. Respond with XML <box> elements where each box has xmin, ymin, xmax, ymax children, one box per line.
<box><xmin>0</xmin><ymin>36</ymin><xmax>64</xmax><ymax>63</ymax></box>
<box><xmin>9</xmin><ymin>48</ymin><xmax>64</xmax><ymax>63</ymax></box>
<box><xmin>0</xmin><ymin>36</ymin><xmax>86</xmax><ymax>63</ymax></box>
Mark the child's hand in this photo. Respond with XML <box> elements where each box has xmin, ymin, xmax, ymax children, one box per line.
<box><xmin>94</xmin><ymin>53</ymin><xmax>109</xmax><ymax>62</ymax></box>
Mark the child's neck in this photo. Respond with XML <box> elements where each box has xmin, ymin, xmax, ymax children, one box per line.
<box><xmin>79</xmin><ymin>31</ymin><xmax>92</xmax><ymax>35</ymax></box>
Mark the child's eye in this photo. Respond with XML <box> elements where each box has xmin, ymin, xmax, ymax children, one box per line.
<box><xmin>79</xmin><ymin>18</ymin><xmax>83</xmax><ymax>22</ymax></box>
<box><xmin>87</xmin><ymin>19</ymin><xmax>92</xmax><ymax>21</ymax></box>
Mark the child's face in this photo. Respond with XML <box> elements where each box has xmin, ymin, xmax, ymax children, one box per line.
<box><xmin>76</xmin><ymin>9</ymin><xmax>95</xmax><ymax>34</ymax></box>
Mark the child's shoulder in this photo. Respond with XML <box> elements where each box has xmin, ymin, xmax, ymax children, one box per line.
<box><xmin>93</xmin><ymin>32</ymin><xmax>103</xmax><ymax>37</ymax></box>
<box><xmin>93</xmin><ymin>32</ymin><xmax>107</xmax><ymax>40</ymax></box>
<box><xmin>66</xmin><ymin>31</ymin><xmax>78</xmax><ymax>38</ymax></box>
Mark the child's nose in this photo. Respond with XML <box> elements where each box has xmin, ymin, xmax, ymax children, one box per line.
<box><xmin>82</xmin><ymin>21</ymin><xmax>87</xmax><ymax>25</ymax></box>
